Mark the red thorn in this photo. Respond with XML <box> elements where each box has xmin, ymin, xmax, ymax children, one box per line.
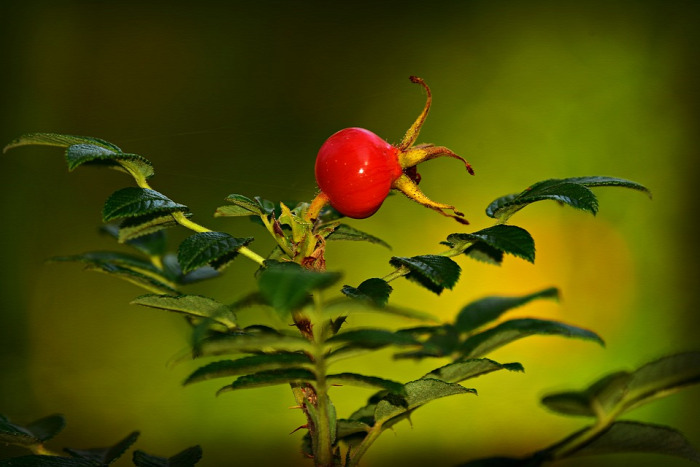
<box><xmin>289</xmin><ymin>424</ymin><xmax>309</xmax><ymax>435</ymax></box>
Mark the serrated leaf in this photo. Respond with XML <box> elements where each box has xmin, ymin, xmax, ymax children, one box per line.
<box><xmin>542</xmin><ymin>371</ymin><xmax>632</xmax><ymax>418</ymax></box>
<box><xmin>101</xmin><ymin>225</ymin><xmax>167</xmax><ymax>257</ymax></box>
<box><xmin>327</xmin><ymin>329</ymin><xmax>420</xmax><ymax>350</ymax></box>
<box><xmin>459</xmin><ymin>318</ymin><xmax>604</xmax><ymax>358</ymax></box>
<box><xmin>4</xmin><ymin>133</ymin><xmax>121</xmax><ymax>153</ymax></box>
<box><xmin>131</xmin><ymin>294</ymin><xmax>236</xmax><ymax>328</ymax></box>
<box><xmin>623</xmin><ymin>351</ymin><xmax>700</xmax><ymax>413</ymax></box>
<box><xmin>336</xmin><ymin>419</ymin><xmax>371</xmax><ymax>439</ymax></box>
<box><xmin>25</xmin><ymin>414</ymin><xmax>66</xmax><ymax>442</ymax></box>
<box><xmin>117</xmin><ymin>212</ymin><xmax>184</xmax><ymax>243</ymax></box>
<box><xmin>447</xmin><ymin>225</ymin><xmax>536</xmax><ymax>263</ymax></box>
<box><xmin>102</xmin><ymin>188</ymin><xmax>187</xmax><ymax>222</ymax></box>
<box><xmin>567</xmin><ymin>421</ymin><xmax>700</xmax><ymax>462</ymax></box>
<box><xmin>132</xmin><ymin>446</ymin><xmax>203</xmax><ymax>467</ymax></box>
<box><xmin>374</xmin><ymin>379</ymin><xmax>476</xmax><ymax>426</ymax></box>
<box><xmin>486</xmin><ymin>176</ymin><xmax>650</xmax><ymax>222</ymax></box>
<box><xmin>389</xmin><ymin>255</ymin><xmax>461</xmax><ymax>295</ymax></box>
<box><xmin>341</xmin><ymin>278</ymin><xmax>393</xmax><ymax>307</ymax></box>
<box><xmin>0</xmin><ymin>456</ymin><xmax>98</xmax><ymax>466</ymax></box>
<box><xmin>194</xmin><ymin>332</ymin><xmax>314</xmax><ymax>358</ymax></box>
<box><xmin>424</xmin><ymin>358</ymin><xmax>524</xmax><ymax>384</ymax></box>
<box><xmin>65</xmin><ymin>144</ymin><xmax>154</xmax><ymax>180</ymax></box>
<box><xmin>393</xmin><ymin>324</ymin><xmax>460</xmax><ymax>359</ymax></box>
<box><xmin>216</xmin><ymin>194</ymin><xmax>264</xmax><ymax>217</ymax></box>
<box><xmin>217</xmin><ymin>369</ymin><xmax>316</xmax><ymax>394</ymax></box>
<box><xmin>455</xmin><ymin>287</ymin><xmax>560</xmax><ymax>333</ymax></box>
<box><xmin>65</xmin><ymin>431</ymin><xmax>139</xmax><ymax>465</ymax></box>
<box><xmin>0</xmin><ymin>416</ymin><xmax>39</xmax><ymax>447</ymax></box>
<box><xmin>184</xmin><ymin>354</ymin><xmax>313</xmax><ymax>385</ymax></box>
<box><xmin>177</xmin><ymin>232</ymin><xmax>254</xmax><ymax>274</ymax></box>
<box><xmin>326</xmin><ymin>224</ymin><xmax>391</xmax><ymax>249</ymax></box>
<box><xmin>464</xmin><ymin>242</ymin><xmax>504</xmax><ymax>265</ymax></box>
<box><xmin>327</xmin><ymin>373</ymin><xmax>405</xmax><ymax>394</ymax></box>
<box><xmin>486</xmin><ymin>180</ymin><xmax>598</xmax><ymax>221</ymax></box>
<box><xmin>257</xmin><ymin>261</ymin><xmax>341</xmax><ymax>315</ymax></box>
<box><xmin>53</xmin><ymin>254</ymin><xmax>178</xmax><ymax>294</ymax></box>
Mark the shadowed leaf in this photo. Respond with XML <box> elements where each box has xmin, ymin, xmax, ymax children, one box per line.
<box><xmin>389</xmin><ymin>255</ymin><xmax>461</xmax><ymax>295</ymax></box>
<box><xmin>132</xmin><ymin>446</ymin><xmax>203</xmax><ymax>467</ymax></box>
<box><xmin>424</xmin><ymin>358</ymin><xmax>524</xmax><ymax>384</ymax></box>
<box><xmin>177</xmin><ymin>232</ymin><xmax>254</xmax><ymax>274</ymax></box>
<box><xmin>184</xmin><ymin>354</ymin><xmax>313</xmax><ymax>385</ymax></box>
<box><xmin>257</xmin><ymin>261</ymin><xmax>340</xmax><ymax>315</ymax></box>
<box><xmin>447</xmin><ymin>225</ymin><xmax>535</xmax><ymax>263</ymax></box>
<box><xmin>217</xmin><ymin>369</ymin><xmax>316</xmax><ymax>394</ymax></box>
<box><xmin>65</xmin><ymin>431</ymin><xmax>139</xmax><ymax>465</ymax></box>
<box><xmin>326</xmin><ymin>224</ymin><xmax>390</xmax><ymax>249</ymax></box>
<box><xmin>102</xmin><ymin>188</ymin><xmax>187</xmax><ymax>222</ymax></box>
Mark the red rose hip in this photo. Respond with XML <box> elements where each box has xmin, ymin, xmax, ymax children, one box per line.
<box><xmin>315</xmin><ymin>128</ymin><xmax>402</xmax><ymax>218</ymax></box>
<box><xmin>307</xmin><ymin>77</ymin><xmax>474</xmax><ymax>224</ymax></box>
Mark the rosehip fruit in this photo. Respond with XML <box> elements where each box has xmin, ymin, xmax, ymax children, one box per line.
<box><xmin>308</xmin><ymin>76</ymin><xmax>474</xmax><ymax>224</ymax></box>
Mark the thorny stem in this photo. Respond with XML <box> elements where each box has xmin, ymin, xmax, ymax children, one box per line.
<box><xmin>309</xmin><ymin>292</ymin><xmax>334</xmax><ymax>467</ymax></box>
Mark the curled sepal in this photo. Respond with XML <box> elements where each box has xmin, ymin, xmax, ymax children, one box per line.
<box><xmin>392</xmin><ymin>174</ymin><xmax>469</xmax><ymax>224</ymax></box>
<box><xmin>177</xmin><ymin>232</ymin><xmax>254</xmax><ymax>274</ymax></box>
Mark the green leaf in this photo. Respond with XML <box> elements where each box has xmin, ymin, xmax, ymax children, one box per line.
<box><xmin>131</xmin><ymin>294</ymin><xmax>236</xmax><ymax>329</ymax></box>
<box><xmin>336</xmin><ymin>419</ymin><xmax>371</xmax><ymax>439</ymax></box>
<box><xmin>217</xmin><ymin>369</ymin><xmax>316</xmax><ymax>394</ymax></box>
<box><xmin>0</xmin><ymin>414</ymin><xmax>64</xmax><ymax>448</ymax></box>
<box><xmin>101</xmin><ymin>225</ymin><xmax>167</xmax><ymax>257</ymax></box>
<box><xmin>326</xmin><ymin>373</ymin><xmax>405</xmax><ymax>394</ymax></box>
<box><xmin>341</xmin><ymin>278</ymin><xmax>393</xmax><ymax>307</ymax></box>
<box><xmin>177</xmin><ymin>232</ymin><xmax>254</xmax><ymax>274</ymax></box>
<box><xmin>117</xmin><ymin>212</ymin><xmax>185</xmax><ymax>243</ymax></box>
<box><xmin>52</xmin><ymin>253</ymin><xmax>178</xmax><ymax>295</ymax></box>
<box><xmin>568</xmin><ymin>421</ymin><xmax>700</xmax><ymax>462</ymax></box>
<box><xmin>463</xmin><ymin>242</ymin><xmax>504</xmax><ymax>266</ymax></box>
<box><xmin>455</xmin><ymin>287</ymin><xmax>560</xmax><ymax>333</ymax></box>
<box><xmin>24</xmin><ymin>414</ymin><xmax>66</xmax><ymax>443</ymax></box>
<box><xmin>65</xmin><ymin>431</ymin><xmax>139</xmax><ymax>465</ymax></box>
<box><xmin>327</xmin><ymin>329</ymin><xmax>419</xmax><ymax>350</ymax></box>
<box><xmin>184</xmin><ymin>354</ymin><xmax>313</xmax><ymax>385</ymax></box>
<box><xmin>194</xmin><ymin>332</ymin><xmax>314</xmax><ymax>358</ymax></box>
<box><xmin>389</xmin><ymin>255</ymin><xmax>461</xmax><ymax>295</ymax></box>
<box><xmin>447</xmin><ymin>225</ymin><xmax>536</xmax><ymax>263</ymax></box>
<box><xmin>65</xmin><ymin>144</ymin><xmax>154</xmax><ymax>180</ymax></box>
<box><xmin>374</xmin><ymin>379</ymin><xmax>476</xmax><ymax>426</ymax></box>
<box><xmin>325</xmin><ymin>224</ymin><xmax>391</xmax><ymax>249</ymax></box>
<box><xmin>102</xmin><ymin>188</ymin><xmax>187</xmax><ymax>222</ymax></box>
<box><xmin>4</xmin><ymin>133</ymin><xmax>121</xmax><ymax>153</ymax></box>
<box><xmin>623</xmin><ymin>351</ymin><xmax>700</xmax><ymax>413</ymax></box>
<box><xmin>257</xmin><ymin>261</ymin><xmax>341</xmax><ymax>315</ymax></box>
<box><xmin>132</xmin><ymin>446</ymin><xmax>203</xmax><ymax>467</ymax></box>
<box><xmin>486</xmin><ymin>176</ymin><xmax>650</xmax><ymax>222</ymax></box>
<box><xmin>0</xmin><ymin>456</ymin><xmax>97</xmax><ymax>466</ymax></box>
<box><xmin>393</xmin><ymin>325</ymin><xmax>460</xmax><ymax>359</ymax></box>
<box><xmin>424</xmin><ymin>358</ymin><xmax>524</xmax><ymax>384</ymax></box>
<box><xmin>459</xmin><ymin>318</ymin><xmax>604</xmax><ymax>358</ymax></box>
<box><xmin>542</xmin><ymin>371</ymin><xmax>632</xmax><ymax>418</ymax></box>
<box><xmin>215</xmin><ymin>194</ymin><xmax>264</xmax><ymax>217</ymax></box>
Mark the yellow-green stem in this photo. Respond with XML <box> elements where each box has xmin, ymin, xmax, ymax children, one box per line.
<box><xmin>311</xmin><ymin>292</ymin><xmax>334</xmax><ymax>467</ymax></box>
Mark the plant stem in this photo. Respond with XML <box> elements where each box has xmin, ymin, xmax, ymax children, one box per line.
<box><xmin>311</xmin><ymin>292</ymin><xmax>335</xmax><ymax>467</ymax></box>
<box><xmin>305</xmin><ymin>191</ymin><xmax>330</xmax><ymax>222</ymax></box>
<box><xmin>346</xmin><ymin>424</ymin><xmax>383</xmax><ymax>467</ymax></box>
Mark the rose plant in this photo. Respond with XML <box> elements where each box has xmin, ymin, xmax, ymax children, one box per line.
<box><xmin>2</xmin><ymin>77</ymin><xmax>699</xmax><ymax>467</ymax></box>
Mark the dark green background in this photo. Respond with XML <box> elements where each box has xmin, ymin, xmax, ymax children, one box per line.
<box><xmin>1</xmin><ymin>1</ymin><xmax>699</xmax><ymax>466</ymax></box>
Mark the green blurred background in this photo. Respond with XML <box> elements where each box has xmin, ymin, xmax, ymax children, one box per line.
<box><xmin>1</xmin><ymin>1</ymin><xmax>698</xmax><ymax>465</ymax></box>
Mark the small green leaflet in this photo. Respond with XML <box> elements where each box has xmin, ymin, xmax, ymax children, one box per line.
<box><xmin>257</xmin><ymin>261</ymin><xmax>341</xmax><ymax>315</ymax></box>
<box><xmin>374</xmin><ymin>379</ymin><xmax>476</xmax><ymax>426</ymax></box>
<box><xmin>193</xmin><ymin>332</ymin><xmax>314</xmax><ymax>358</ymax></box>
<box><xmin>102</xmin><ymin>188</ymin><xmax>188</xmax><ymax>222</ymax></box>
<box><xmin>325</xmin><ymin>224</ymin><xmax>391</xmax><ymax>249</ymax></box>
<box><xmin>64</xmin><ymin>431</ymin><xmax>140</xmax><ymax>465</ymax></box>
<box><xmin>215</xmin><ymin>194</ymin><xmax>264</xmax><ymax>217</ymax></box>
<box><xmin>132</xmin><ymin>446</ymin><xmax>203</xmax><ymax>467</ymax></box>
<box><xmin>177</xmin><ymin>232</ymin><xmax>254</xmax><ymax>273</ymax></box>
<box><xmin>101</xmin><ymin>225</ymin><xmax>167</xmax><ymax>257</ymax></box>
<box><xmin>423</xmin><ymin>358</ymin><xmax>524</xmax><ymax>384</ymax></box>
<box><xmin>0</xmin><ymin>414</ymin><xmax>65</xmax><ymax>447</ymax></box>
<box><xmin>131</xmin><ymin>294</ymin><xmax>236</xmax><ymax>329</ymax></box>
<box><xmin>184</xmin><ymin>354</ymin><xmax>313</xmax><ymax>385</ymax></box>
<box><xmin>486</xmin><ymin>176</ymin><xmax>651</xmax><ymax>222</ymax></box>
<box><xmin>341</xmin><ymin>278</ymin><xmax>393</xmax><ymax>307</ymax></box>
<box><xmin>566</xmin><ymin>421</ymin><xmax>700</xmax><ymax>462</ymax></box>
<box><xmin>327</xmin><ymin>329</ymin><xmax>420</xmax><ymax>350</ymax></box>
<box><xmin>326</xmin><ymin>373</ymin><xmax>405</xmax><ymax>395</ymax></box>
<box><xmin>117</xmin><ymin>212</ymin><xmax>185</xmax><ymax>243</ymax></box>
<box><xmin>389</xmin><ymin>255</ymin><xmax>461</xmax><ymax>295</ymax></box>
<box><xmin>458</xmin><ymin>318</ymin><xmax>604</xmax><ymax>358</ymax></box>
<box><xmin>455</xmin><ymin>287</ymin><xmax>560</xmax><ymax>333</ymax></box>
<box><xmin>542</xmin><ymin>351</ymin><xmax>700</xmax><ymax>418</ymax></box>
<box><xmin>216</xmin><ymin>369</ymin><xmax>316</xmax><ymax>394</ymax></box>
<box><xmin>446</xmin><ymin>225</ymin><xmax>536</xmax><ymax>264</ymax></box>
<box><xmin>4</xmin><ymin>133</ymin><xmax>121</xmax><ymax>153</ymax></box>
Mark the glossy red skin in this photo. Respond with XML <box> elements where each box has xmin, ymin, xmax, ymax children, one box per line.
<box><xmin>315</xmin><ymin>128</ymin><xmax>402</xmax><ymax>218</ymax></box>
